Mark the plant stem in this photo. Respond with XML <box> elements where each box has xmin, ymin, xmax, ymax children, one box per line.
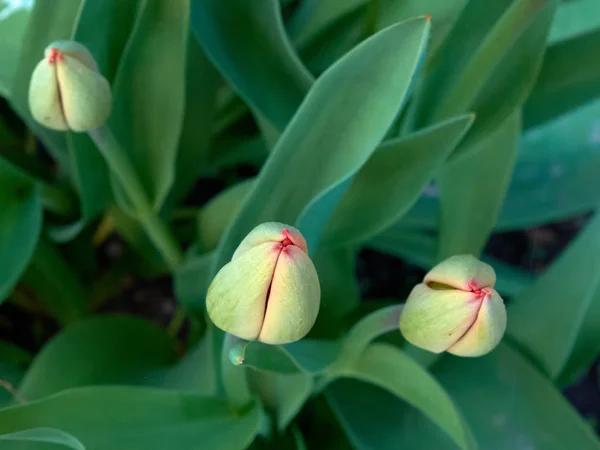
<box><xmin>221</xmin><ymin>333</ymin><xmax>252</xmax><ymax>408</ymax></box>
<box><xmin>88</xmin><ymin>126</ymin><xmax>183</xmax><ymax>270</ymax></box>
<box><xmin>41</xmin><ymin>183</ymin><xmax>76</xmax><ymax>217</ymax></box>
<box><xmin>166</xmin><ymin>305</ymin><xmax>186</xmax><ymax>338</ymax></box>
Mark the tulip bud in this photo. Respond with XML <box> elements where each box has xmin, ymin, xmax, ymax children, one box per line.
<box><xmin>28</xmin><ymin>40</ymin><xmax>111</xmax><ymax>132</ymax></box>
<box><xmin>206</xmin><ymin>222</ymin><xmax>320</xmax><ymax>345</ymax></box>
<box><xmin>399</xmin><ymin>255</ymin><xmax>506</xmax><ymax>357</ymax></box>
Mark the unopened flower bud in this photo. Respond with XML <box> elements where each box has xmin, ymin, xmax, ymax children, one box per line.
<box><xmin>207</xmin><ymin>222</ymin><xmax>320</xmax><ymax>345</ymax></box>
<box><xmin>399</xmin><ymin>255</ymin><xmax>506</xmax><ymax>357</ymax></box>
<box><xmin>28</xmin><ymin>40</ymin><xmax>111</xmax><ymax>132</ymax></box>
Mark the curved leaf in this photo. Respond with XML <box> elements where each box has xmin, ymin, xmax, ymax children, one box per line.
<box><xmin>396</xmin><ymin>343</ymin><xmax>600</xmax><ymax>449</ymax></box>
<box><xmin>0</xmin><ymin>0</ymin><xmax>31</xmax><ymax>96</ymax></box>
<box><xmin>213</xmin><ymin>17</ymin><xmax>430</xmax><ymax>271</ymax></box>
<box><xmin>323</xmin><ymin>114</ymin><xmax>473</xmax><ymax>247</ymax></box>
<box><xmin>0</xmin><ymin>387</ymin><xmax>262</xmax><ymax>450</ymax></box>
<box><xmin>329</xmin><ymin>343</ymin><xmax>475</xmax><ymax>450</ymax></box>
<box><xmin>0</xmin><ymin>157</ymin><xmax>42</xmax><ymax>303</ymax></box>
<box><xmin>437</xmin><ymin>111</ymin><xmax>521</xmax><ymax>259</ymax></box>
<box><xmin>19</xmin><ymin>316</ymin><xmax>176</xmax><ymax>400</ymax></box>
<box><xmin>0</xmin><ymin>428</ymin><xmax>86</xmax><ymax>450</ymax></box>
<box><xmin>507</xmin><ymin>211</ymin><xmax>600</xmax><ymax>379</ymax></box>
<box><xmin>524</xmin><ymin>28</ymin><xmax>600</xmax><ymax>130</ymax></box>
<box><xmin>191</xmin><ymin>0</ymin><xmax>313</xmax><ymax>131</ymax></box>
<box><xmin>109</xmin><ymin>0</ymin><xmax>188</xmax><ymax>209</ymax></box>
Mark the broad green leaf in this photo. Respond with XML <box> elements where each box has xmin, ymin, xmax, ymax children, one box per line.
<box><xmin>311</xmin><ymin>247</ymin><xmax>360</xmax><ymax>334</ymax></box>
<box><xmin>377</xmin><ymin>0</ymin><xmax>468</xmax><ymax>58</ymax></box>
<box><xmin>174</xmin><ymin>251</ymin><xmax>214</xmax><ymax>312</ymax></box>
<box><xmin>170</xmin><ymin>35</ymin><xmax>219</xmax><ymax>203</ymax></box>
<box><xmin>0</xmin><ymin>157</ymin><xmax>42</xmax><ymax>303</ymax></box>
<box><xmin>0</xmin><ymin>0</ymin><xmax>31</xmax><ymax>96</ymax></box>
<box><xmin>191</xmin><ymin>0</ymin><xmax>313</xmax><ymax>131</ymax></box>
<box><xmin>422</xmin><ymin>0</ymin><xmax>556</xmax><ymax>143</ymax></box>
<box><xmin>9</xmin><ymin>0</ymin><xmax>81</xmax><ymax>167</ymax></box>
<box><xmin>21</xmin><ymin>239</ymin><xmax>88</xmax><ymax>325</ymax></box>
<box><xmin>389</xmin><ymin>96</ymin><xmax>600</xmax><ymax>234</ymax></box>
<box><xmin>0</xmin><ymin>387</ymin><xmax>262</xmax><ymax>450</ymax></box>
<box><xmin>110</xmin><ymin>0</ymin><xmax>188</xmax><ymax>209</ymax></box>
<box><xmin>214</xmin><ymin>17</ymin><xmax>430</xmax><ymax>270</ymax></box>
<box><xmin>393</xmin><ymin>343</ymin><xmax>600</xmax><ymax>449</ymax></box>
<box><xmin>507</xmin><ymin>212</ymin><xmax>600</xmax><ymax>379</ymax></box>
<box><xmin>524</xmin><ymin>28</ymin><xmax>600</xmax><ymax>130</ymax></box>
<box><xmin>437</xmin><ymin>111</ymin><xmax>521</xmax><ymax>259</ymax></box>
<box><xmin>197</xmin><ymin>179</ymin><xmax>255</xmax><ymax>252</ymax></box>
<box><xmin>242</xmin><ymin>340</ymin><xmax>342</xmax><ymax>375</ymax></box>
<box><xmin>0</xmin><ymin>428</ymin><xmax>86</xmax><ymax>450</ymax></box>
<box><xmin>248</xmin><ymin>371</ymin><xmax>312</xmax><ymax>431</ymax></box>
<box><xmin>323</xmin><ymin>115</ymin><xmax>473</xmax><ymax>247</ymax></box>
<box><xmin>326</xmin><ymin>343</ymin><xmax>475</xmax><ymax>450</ymax></box>
<box><xmin>151</xmin><ymin>329</ymin><xmax>217</xmax><ymax>396</ymax></box>
<box><xmin>66</xmin><ymin>0</ymin><xmax>140</xmax><ymax>219</ymax></box>
<box><xmin>19</xmin><ymin>315</ymin><xmax>176</xmax><ymax>401</ymax></box>
<box><xmin>549</xmin><ymin>0</ymin><xmax>600</xmax><ymax>43</ymax></box>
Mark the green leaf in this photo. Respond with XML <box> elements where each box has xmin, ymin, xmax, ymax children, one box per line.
<box><xmin>311</xmin><ymin>247</ymin><xmax>360</xmax><ymax>334</ymax></box>
<box><xmin>9</xmin><ymin>0</ymin><xmax>81</xmax><ymax>166</ymax></box>
<box><xmin>197</xmin><ymin>179</ymin><xmax>255</xmax><ymax>252</ymax></box>
<box><xmin>151</xmin><ymin>329</ymin><xmax>217</xmax><ymax>396</ymax></box>
<box><xmin>174</xmin><ymin>251</ymin><xmax>214</xmax><ymax>312</ymax></box>
<box><xmin>437</xmin><ymin>111</ymin><xmax>521</xmax><ymax>259</ymax></box>
<box><xmin>394</xmin><ymin>343</ymin><xmax>600</xmax><ymax>449</ymax></box>
<box><xmin>327</xmin><ymin>343</ymin><xmax>475</xmax><ymax>450</ymax></box>
<box><xmin>248</xmin><ymin>371</ymin><xmax>312</xmax><ymax>431</ymax></box>
<box><xmin>0</xmin><ymin>157</ymin><xmax>42</xmax><ymax>303</ymax></box>
<box><xmin>21</xmin><ymin>239</ymin><xmax>88</xmax><ymax>325</ymax></box>
<box><xmin>191</xmin><ymin>0</ymin><xmax>313</xmax><ymax>131</ymax></box>
<box><xmin>0</xmin><ymin>387</ymin><xmax>262</xmax><ymax>450</ymax></box>
<box><xmin>0</xmin><ymin>427</ymin><xmax>86</xmax><ymax>450</ymax></box>
<box><xmin>377</xmin><ymin>0</ymin><xmax>468</xmax><ymax>58</ymax></box>
<box><xmin>549</xmin><ymin>0</ymin><xmax>600</xmax><ymax>43</ymax></box>
<box><xmin>19</xmin><ymin>315</ymin><xmax>176</xmax><ymax>401</ymax></box>
<box><xmin>66</xmin><ymin>0</ymin><xmax>140</xmax><ymax>220</ymax></box>
<box><xmin>287</xmin><ymin>0</ymin><xmax>368</xmax><ymax>47</ymax></box>
<box><xmin>242</xmin><ymin>340</ymin><xmax>342</xmax><ymax>375</ymax></box>
<box><xmin>507</xmin><ymin>212</ymin><xmax>600</xmax><ymax>379</ymax></box>
<box><xmin>423</xmin><ymin>0</ymin><xmax>556</xmax><ymax>143</ymax></box>
<box><xmin>214</xmin><ymin>17</ymin><xmax>430</xmax><ymax>269</ymax></box>
<box><xmin>524</xmin><ymin>28</ymin><xmax>600</xmax><ymax>130</ymax></box>
<box><xmin>323</xmin><ymin>114</ymin><xmax>474</xmax><ymax>247</ymax></box>
<box><xmin>0</xmin><ymin>0</ymin><xmax>31</xmax><ymax>96</ymax></box>
<box><xmin>109</xmin><ymin>0</ymin><xmax>188</xmax><ymax>209</ymax></box>
<box><xmin>170</xmin><ymin>35</ymin><xmax>219</xmax><ymax>203</ymax></box>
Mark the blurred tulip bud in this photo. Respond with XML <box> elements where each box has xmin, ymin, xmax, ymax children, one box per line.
<box><xmin>29</xmin><ymin>40</ymin><xmax>111</xmax><ymax>132</ymax></box>
<box><xmin>399</xmin><ymin>255</ymin><xmax>506</xmax><ymax>357</ymax></box>
<box><xmin>207</xmin><ymin>222</ymin><xmax>320</xmax><ymax>345</ymax></box>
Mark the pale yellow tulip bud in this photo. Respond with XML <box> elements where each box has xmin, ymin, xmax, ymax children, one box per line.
<box><xmin>400</xmin><ymin>255</ymin><xmax>506</xmax><ymax>357</ymax></box>
<box><xmin>207</xmin><ymin>222</ymin><xmax>320</xmax><ymax>345</ymax></box>
<box><xmin>28</xmin><ymin>41</ymin><xmax>111</xmax><ymax>132</ymax></box>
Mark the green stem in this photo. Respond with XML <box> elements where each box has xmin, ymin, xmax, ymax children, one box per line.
<box><xmin>221</xmin><ymin>333</ymin><xmax>252</xmax><ymax>408</ymax></box>
<box><xmin>88</xmin><ymin>126</ymin><xmax>183</xmax><ymax>270</ymax></box>
<box><xmin>41</xmin><ymin>183</ymin><xmax>76</xmax><ymax>217</ymax></box>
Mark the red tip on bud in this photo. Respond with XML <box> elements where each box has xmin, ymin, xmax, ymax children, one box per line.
<box><xmin>47</xmin><ymin>48</ymin><xmax>62</xmax><ymax>64</ymax></box>
<box><xmin>425</xmin><ymin>14</ymin><xmax>432</xmax><ymax>20</ymax></box>
<box><xmin>281</xmin><ymin>229</ymin><xmax>293</xmax><ymax>247</ymax></box>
